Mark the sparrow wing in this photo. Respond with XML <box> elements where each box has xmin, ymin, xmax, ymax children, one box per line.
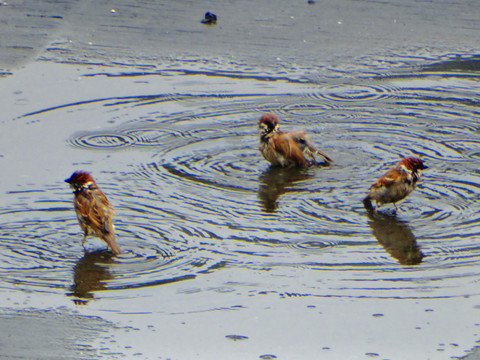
<box><xmin>370</xmin><ymin>168</ymin><xmax>401</xmax><ymax>189</ymax></box>
<box><xmin>93</xmin><ymin>190</ymin><xmax>116</xmax><ymax>235</ymax></box>
<box><xmin>272</xmin><ymin>132</ymin><xmax>309</xmax><ymax>166</ymax></box>
<box><xmin>75</xmin><ymin>189</ymin><xmax>114</xmax><ymax>234</ymax></box>
<box><xmin>291</xmin><ymin>131</ymin><xmax>333</xmax><ymax>164</ymax></box>
<box><xmin>90</xmin><ymin>190</ymin><xmax>121</xmax><ymax>254</ymax></box>
<box><xmin>76</xmin><ymin>189</ymin><xmax>121</xmax><ymax>254</ymax></box>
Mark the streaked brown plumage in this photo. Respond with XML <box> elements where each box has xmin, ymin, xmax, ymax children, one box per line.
<box><xmin>65</xmin><ymin>171</ymin><xmax>121</xmax><ymax>255</ymax></box>
<box><xmin>258</xmin><ymin>113</ymin><xmax>332</xmax><ymax>168</ymax></box>
<box><xmin>363</xmin><ymin>156</ymin><xmax>428</xmax><ymax>213</ymax></box>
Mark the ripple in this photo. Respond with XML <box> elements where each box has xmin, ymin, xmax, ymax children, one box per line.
<box><xmin>289</xmin><ymin>238</ymin><xmax>339</xmax><ymax>252</ymax></box>
<box><xmin>279</xmin><ymin>102</ymin><xmax>335</xmax><ymax>116</ymax></box>
<box><xmin>62</xmin><ymin>85</ymin><xmax>480</xmax><ymax>289</ymax></box>
<box><xmin>317</xmin><ymin>83</ymin><xmax>398</xmax><ymax>103</ymax></box>
<box><xmin>442</xmin><ymin>140</ymin><xmax>480</xmax><ymax>159</ymax></box>
<box><xmin>69</xmin><ymin>133</ymin><xmax>138</xmax><ymax>149</ymax></box>
<box><xmin>159</xmin><ymin>136</ymin><xmax>260</xmax><ymax>191</ymax></box>
<box><xmin>124</xmin><ymin>127</ymin><xmax>186</xmax><ymax>147</ymax></box>
<box><xmin>4</xmin><ymin>60</ymin><xmax>480</xmax><ymax>301</ymax></box>
<box><xmin>0</xmin><ymin>194</ymin><xmax>213</xmax><ymax>301</ymax></box>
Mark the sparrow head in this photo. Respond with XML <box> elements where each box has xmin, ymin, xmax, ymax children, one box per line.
<box><xmin>399</xmin><ymin>157</ymin><xmax>428</xmax><ymax>172</ymax></box>
<box><xmin>65</xmin><ymin>171</ymin><xmax>95</xmax><ymax>191</ymax></box>
<box><xmin>258</xmin><ymin>113</ymin><xmax>280</xmax><ymax>136</ymax></box>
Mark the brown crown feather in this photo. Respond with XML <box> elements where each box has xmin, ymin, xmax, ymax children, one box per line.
<box><xmin>65</xmin><ymin>171</ymin><xmax>96</xmax><ymax>188</ymax></box>
<box><xmin>398</xmin><ymin>157</ymin><xmax>427</xmax><ymax>171</ymax></box>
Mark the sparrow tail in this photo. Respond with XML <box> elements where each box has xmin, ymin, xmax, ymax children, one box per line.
<box><xmin>363</xmin><ymin>196</ymin><xmax>374</xmax><ymax>212</ymax></box>
<box><xmin>294</xmin><ymin>135</ymin><xmax>333</xmax><ymax>165</ymax></box>
<box><xmin>103</xmin><ymin>233</ymin><xmax>122</xmax><ymax>255</ymax></box>
<box><xmin>313</xmin><ymin>149</ymin><xmax>333</xmax><ymax>164</ymax></box>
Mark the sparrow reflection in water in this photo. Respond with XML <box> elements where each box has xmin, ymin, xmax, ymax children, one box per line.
<box><xmin>258</xmin><ymin>166</ymin><xmax>312</xmax><ymax>212</ymax></box>
<box><xmin>363</xmin><ymin>156</ymin><xmax>428</xmax><ymax>214</ymax></box>
<box><xmin>368</xmin><ymin>212</ymin><xmax>424</xmax><ymax>265</ymax></box>
<box><xmin>65</xmin><ymin>171</ymin><xmax>122</xmax><ymax>255</ymax></box>
<box><xmin>258</xmin><ymin>113</ymin><xmax>333</xmax><ymax>168</ymax></box>
<box><xmin>68</xmin><ymin>250</ymin><xmax>115</xmax><ymax>302</ymax></box>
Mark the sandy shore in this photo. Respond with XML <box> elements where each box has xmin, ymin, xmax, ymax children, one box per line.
<box><xmin>0</xmin><ymin>307</ymin><xmax>114</xmax><ymax>359</ymax></box>
<box><xmin>1</xmin><ymin>0</ymin><xmax>478</xmax><ymax>73</ymax></box>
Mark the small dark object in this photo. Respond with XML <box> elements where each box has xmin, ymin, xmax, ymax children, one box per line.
<box><xmin>201</xmin><ymin>11</ymin><xmax>217</xmax><ymax>24</ymax></box>
<box><xmin>363</xmin><ymin>196</ymin><xmax>374</xmax><ymax>213</ymax></box>
<box><xmin>308</xmin><ymin>0</ymin><xmax>316</xmax><ymax>4</ymax></box>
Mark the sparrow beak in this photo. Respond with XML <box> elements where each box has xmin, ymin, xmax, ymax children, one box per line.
<box><xmin>65</xmin><ymin>177</ymin><xmax>72</xmax><ymax>184</ymax></box>
<box><xmin>422</xmin><ymin>165</ymin><xmax>429</xmax><ymax>170</ymax></box>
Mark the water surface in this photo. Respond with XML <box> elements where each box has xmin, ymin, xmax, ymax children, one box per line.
<box><xmin>1</xmin><ymin>1</ymin><xmax>480</xmax><ymax>359</ymax></box>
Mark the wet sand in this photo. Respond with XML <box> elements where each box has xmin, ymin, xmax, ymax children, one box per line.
<box><xmin>1</xmin><ymin>0</ymin><xmax>479</xmax><ymax>73</ymax></box>
<box><xmin>1</xmin><ymin>1</ymin><xmax>480</xmax><ymax>359</ymax></box>
<box><xmin>0</xmin><ymin>307</ymin><xmax>114</xmax><ymax>359</ymax></box>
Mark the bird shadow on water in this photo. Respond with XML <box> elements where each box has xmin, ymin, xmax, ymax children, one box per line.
<box><xmin>257</xmin><ymin>166</ymin><xmax>313</xmax><ymax>212</ymax></box>
<box><xmin>67</xmin><ymin>250</ymin><xmax>116</xmax><ymax>304</ymax></box>
<box><xmin>366</xmin><ymin>211</ymin><xmax>424</xmax><ymax>266</ymax></box>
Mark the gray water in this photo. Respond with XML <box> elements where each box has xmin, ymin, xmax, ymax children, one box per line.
<box><xmin>1</xmin><ymin>1</ymin><xmax>480</xmax><ymax>359</ymax></box>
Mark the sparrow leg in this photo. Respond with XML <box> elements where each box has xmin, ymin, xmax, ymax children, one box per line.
<box><xmin>81</xmin><ymin>231</ymin><xmax>87</xmax><ymax>251</ymax></box>
<box><xmin>374</xmin><ymin>202</ymin><xmax>380</xmax><ymax>214</ymax></box>
<box><xmin>393</xmin><ymin>203</ymin><xmax>399</xmax><ymax>212</ymax></box>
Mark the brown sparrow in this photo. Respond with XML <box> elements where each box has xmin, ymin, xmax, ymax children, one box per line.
<box><xmin>363</xmin><ymin>156</ymin><xmax>428</xmax><ymax>213</ymax></box>
<box><xmin>65</xmin><ymin>171</ymin><xmax>121</xmax><ymax>255</ymax></box>
<box><xmin>258</xmin><ymin>113</ymin><xmax>333</xmax><ymax>168</ymax></box>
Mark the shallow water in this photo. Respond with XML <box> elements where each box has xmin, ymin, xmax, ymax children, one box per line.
<box><xmin>1</xmin><ymin>54</ymin><xmax>480</xmax><ymax>358</ymax></box>
<box><xmin>3</xmin><ymin>57</ymin><xmax>480</xmax><ymax>295</ymax></box>
<box><xmin>1</xmin><ymin>1</ymin><xmax>480</xmax><ymax>359</ymax></box>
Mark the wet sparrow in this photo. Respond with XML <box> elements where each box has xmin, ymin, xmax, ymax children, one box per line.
<box><xmin>65</xmin><ymin>171</ymin><xmax>121</xmax><ymax>255</ymax></box>
<box><xmin>363</xmin><ymin>156</ymin><xmax>428</xmax><ymax>213</ymax></box>
<box><xmin>258</xmin><ymin>113</ymin><xmax>332</xmax><ymax>167</ymax></box>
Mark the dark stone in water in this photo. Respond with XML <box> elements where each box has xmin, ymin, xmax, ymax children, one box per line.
<box><xmin>201</xmin><ymin>11</ymin><xmax>217</xmax><ymax>24</ymax></box>
<box><xmin>225</xmin><ymin>334</ymin><xmax>248</xmax><ymax>341</ymax></box>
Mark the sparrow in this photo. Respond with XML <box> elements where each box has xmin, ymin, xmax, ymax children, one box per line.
<box><xmin>65</xmin><ymin>171</ymin><xmax>121</xmax><ymax>255</ymax></box>
<box><xmin>363</xmin><ymin>156</ymin><xmax>428</xmax><ymax>213</ymax></box>
<box><xmin>258</xmin><ymin>112</ymin><xmax>333</xmax><ymax>168</ymax></box>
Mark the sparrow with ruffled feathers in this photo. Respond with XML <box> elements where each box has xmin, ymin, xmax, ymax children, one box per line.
<box><xmin>258</xmin><ymin>113</ymin><xmax>332</xmax><ymax>168</ymax></box>
<box><xmin>363</xmin><ymin>156</ymin><xmax>428</xmax><ymax>214</ymax></box>
<box><xmin>65</xmin><ymin>171</ymin><xmax>121</xmax><ymax>255</ymax></box>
